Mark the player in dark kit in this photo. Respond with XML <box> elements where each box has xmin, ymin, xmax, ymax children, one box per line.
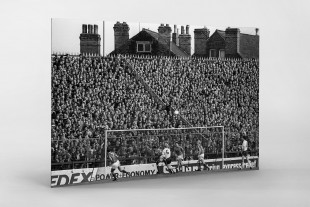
<box><xmin>108</xmin><ymin>150</ymin><xmax>130</xmax><ymax>181</ymax></box>
<box><xmin>156</xmin><ymin>142</ymin><xmax>175</xmax><ymax>174</ymax></box>
<box><xmin>174</xmin><ymin>142</ymin><xmax>186</xmax><ymax>172</ymax></box>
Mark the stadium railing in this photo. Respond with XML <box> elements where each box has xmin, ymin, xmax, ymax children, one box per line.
<box><xmin>51</xmin><ymin>149</ymin><xmax>259</xmax><ymax>171</ymax></box>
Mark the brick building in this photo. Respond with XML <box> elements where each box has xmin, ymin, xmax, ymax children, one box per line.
<box><xmin>193</xmin><ymin>27</ymin><xmax>210</xmax><ymax>57</ymax></box>
<box><xmin>79</xmin><ymin>24</ymin><xmax>101</xmax><ymax>56</ymax></box>
<box><xmin>194</xmin><ymin>28</ymin><xmax>259</xmax><ymax>59</ymax></box>
<box><xmin>110</xmin><ymin>22</ymin><xmax>191</xmax><ymax>57</ymax></box>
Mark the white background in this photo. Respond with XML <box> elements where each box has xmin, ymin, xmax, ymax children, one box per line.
<box><xmin>0</xmin><ymin>0</ymin><xmax>310</xmax><ymax>206</ymax></box>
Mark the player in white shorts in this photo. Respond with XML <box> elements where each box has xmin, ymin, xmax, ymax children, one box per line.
<box><xmin>156</xmin><ymin>142</ymin><xmax>175</xmax><ymax>174</ymax></box>
<box><xmin>241</xmin><ymin>135</ymin><xmax>252</xmax><ymax>169</ymax></box>
<box><xmin>197</xmin><ymin>140</ymin><xmax>210</xmax><ymax>171</ymax></box>
<box><xmin>108</xmin><ymin>150</ymin><xmax>129</xmax><ymax>181</ymax></box>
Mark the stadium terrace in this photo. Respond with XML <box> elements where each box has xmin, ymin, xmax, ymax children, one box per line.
<box><xmin>51</xmin><ymin>54</ymin><xmax>259</xmax><ymax>171</ymax></box>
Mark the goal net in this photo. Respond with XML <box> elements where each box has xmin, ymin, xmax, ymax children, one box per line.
<box><xmin>94</xmin><ymin>126</ymin><xmax>224</xmax><ymax>179</ymax></box>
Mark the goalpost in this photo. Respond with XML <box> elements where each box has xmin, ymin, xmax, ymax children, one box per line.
<box><xmin>103</xmin><ymin>126</ymin><xmax>225</xmax><ymax>170</ymax></box>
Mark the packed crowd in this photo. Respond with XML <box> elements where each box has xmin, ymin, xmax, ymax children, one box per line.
<box><xmin>127</xmin><ymin>56</ymin><xmax>259</xmax><ymax>133</ymax></box>
<box><xmin>127</xmin><ymin>55</ymin><xmax>259</xmax><ymax>156</ymax></box>
<box><xmin>51</xmin><ymin>54</ymin><xmax>259</xmax><ymax>170</ymax></box>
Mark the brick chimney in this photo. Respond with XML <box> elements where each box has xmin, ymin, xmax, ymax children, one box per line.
<box><xmin>88</xmin><ymin>24</ymin><xmax>93</xmax><ymax>34</ymax></box>
<box><xmin>158</xmin><ymin>23</ymin><xmax>172</xmax><ymax>46</ymax></box>
<box><xmin>194</xmin><ymin>27</ymin><xmax>210</xmax><ymax>56</ymax></box>
<box><xmin>225</xmin><ymin>27</ymin><xmax>240</xmax><ymax>57</ymax></box>
<box><xmin>94</xmin><ymin>24</ymin><xmax>98</xmax><ymax>34</ymax></box>
<box><xmin>179</xmin><ymin>25</ymin><xmax>191</xmax><ymax>55</ymax></box>
<box><xmin>113</xmin><ymin>21</ymin><xmax>130</xmax><ymax>51</ymax></box>
<box><xmin>80</xmin><ymin>24</ymin><xmax>101</xmax><ymax>56</ymax></box>
<box><xmin>172</xmin><ymin>25</ymin><xmax>179</xmax><ymax>46</ymax></box>
<box><xmin>82</xmin><ymin>24</ymin><xmax>87</xmax><ymax>33</ymax></box>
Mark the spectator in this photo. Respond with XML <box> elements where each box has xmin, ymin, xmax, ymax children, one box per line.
<box><xmin>51</xmin><ymin>54</ymin><xmax>259</xmax><ymax>170</ymax></box>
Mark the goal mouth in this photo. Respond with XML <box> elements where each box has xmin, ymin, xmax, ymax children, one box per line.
<box><xmin>98</xmin><ymin>126</ymin><xmax>225</xmax><ymax>173</ymax></box>
<box><xmin>51</xmin><ymin>126</ymin><xmax>259</xmax><ymax>187</ymax></box>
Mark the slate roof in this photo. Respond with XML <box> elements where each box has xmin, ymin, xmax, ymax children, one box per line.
<box><xmin>206</xmin><ymin>29</ymin><xmax>259</xmax><ymax>59</ymax></box>
<box><xmin>216</xmin><ymin>30</ymin><xmax>226</xmax><ymax>40</ymax></box>
<box><xmin>170</xmin><ymin>41</ymin><xmax>189</xmax><ymax>57</ymax></box>
<box><xmin>110</xmin><ymin>28</ymin><xmax>190</xmax><ymax>57</ymax></box>
<box><xmin>143</xmin><ymin>28</ymin><xmax>190</xmax><ymax>57</ymax></box>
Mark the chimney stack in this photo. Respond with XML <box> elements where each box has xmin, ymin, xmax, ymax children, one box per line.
<box><xmin>179</xmin><ymin>25</ymin><xmax>191</xmax><ymax>55</ymax></box>
<box><xmin>113</xmin><ymin>21</ymin><xmax>130</xmax><ymax>51</ymax></box>
<box><xmin>255</xmin><ymin>28</ymin><xmax>259</xmax><ymax>35</ymax></box>
<box><xmin>172</xmin><ymin>25</ymin><xmax>179</xmax><ymax>46</ymax></box>
<box><xmin>94</xmin><ymin>24</ymin><xmax>98</xmax><ymax>34</ymax></box>
<box><xmin>82</xmin><ymin>24</ymin><xmax>87</xmax><ymax>33</ymax></box>
<box><xmin>194</xmin><ymin>27</ymin><xmax>210</xmax><ymax>56</ymax></box>
<box><xmin>158</xmin><ymin>23</ymin><xmax>172</xmax><ymax>45</ymax></box>
<box><xmin>88</xmin><ymin>24</ymin><xmax>91</xmax><ymax>33</ymax></box>
<box><xmin>80</xmin><ymin>23</ymin><xmax>101</xmax><ymax>56</ymax></box>
<box><xmin>88</xmin><ymin>24</ymin><xmax>93</xmax><ymax>34</ymax></box>
<box><xmin>181</xmin><ymin>26</ymin><xmax>184</xmax><ymax>34</ymax></box>
<box><xmin>225</xmin><ymin>27</ymin><xmax>241</xmax><ymax>57</ymax></box>
<box><xmin>186</xmin><ymin>25</ymin><xmax>189</xmax><ymax>34</ymax></box>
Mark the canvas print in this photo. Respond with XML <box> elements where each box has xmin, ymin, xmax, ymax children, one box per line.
<box><xmin>51</xmin><ymin>19</ymin><xmax>259</xmax><ymax>187</ymax></box>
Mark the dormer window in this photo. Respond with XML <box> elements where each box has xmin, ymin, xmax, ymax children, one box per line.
<box><xmin>209</xmin><ymin>49</ymin><xmax>216</xmax><ymax>57</ymax></box>
<box><xmin>219</xmin><ymin>49</ymin><xmax>225</xmax><ymax>59</ymax></box>
<box><xmin>136</xmin><ymin>41</ymin><xmax>151</xmax><ymax>53</ymax></box>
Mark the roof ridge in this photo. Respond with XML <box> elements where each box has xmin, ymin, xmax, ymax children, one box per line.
<box><xmin>142</xmin><ymin>28</ymin><xmax>158</xmax><ymax>34</ymax></box>
<box><xmin>170</xmin><ymin>41</ymin><xmax>189</xmax><ymax>56</ymax></box>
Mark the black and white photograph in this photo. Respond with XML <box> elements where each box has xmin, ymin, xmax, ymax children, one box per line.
<box><xmin>51</xmin><ymin>19</ymin><xmax>259</xmax><ymax>187</ymax></box>
<box><xmin>2</xmin><ymin>0</ymin><xmax>310</xmax><ymax>206</ymax></box>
